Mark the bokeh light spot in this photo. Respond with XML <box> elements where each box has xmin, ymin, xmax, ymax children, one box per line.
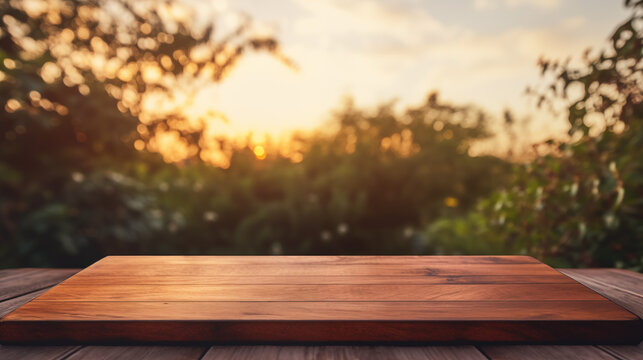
<box><xmin>253</xmin><ymin>145</ymin><xmax>266</xmax><ymax>160</ymax></box>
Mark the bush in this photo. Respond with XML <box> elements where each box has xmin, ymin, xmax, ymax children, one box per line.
<box><xmin>426</xmin><ymin>2</ymin><xmax>643</xmax><ymax>270</ymax></box>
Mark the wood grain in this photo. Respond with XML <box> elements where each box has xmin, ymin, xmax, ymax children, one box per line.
<box><xmin>3</xmin><ymin>300</ymin><xmax>632</xmax><ymax>321</ymax></box>
<box><xmin>0</xmin><ymin>270</ymin><xmax>81</xmax><ymax>360</ymax></box>
<box><xmin>0</xmin><ymin>288</ymin><xmax>50</xmax><ymax>318</ymax></box>
<box><xmin>560</xmin><ymin>269</ymin><xmax>643</xmax><ymax>318</ymax></box>
<box><xmin>81</xmin><ymin>263</ymin><xmax>560</xmax><ymax>277</ymax></box>
<box><xmin>0</xmin><ymin>268</ymin><xmax>78</xmax><ymax>302</ymax></box>
<box><xmin>0</xmin><ymin>256</ymin><xmax>640</xmax><ymax>344</ymax></box>
<box><xmin>563</xmin><ymin>269</ymin><xmax>643</xmax><ymax>360</ymax></box>
<box><xmin>94</xmin><ymin>255</ymin><xmax>540</xmax><ymax>265</ymax></box>
<box><xmin>33</xmin><ymin>283</ymin><xmax>605</xmax><ymax>302</ymax></box>
<box><xmin>62</xmin><ymin>274</ymin><xmax>577</xmax><ymax>285</ymax></box>
<box><xmin>480</xmin><ymin>345</ymin><xmax>617</xmax><ymax>360</ymax></box>
<box><xmin>0</xmin><ymin>345</ymin><xmax>80</xmax><ymax>360</ymax></box>
<box><xmin>599</xmin><ymin>344</ymin><xmax>643</xmax><ymax>360</ymax></box>
<box><xmin>2</xmin><ymin>267</ymin><xmax>643</xmax><ymax>359</ymax></box>
<box><xmin>202</xmin><ymin>345</ymin><xmax>488</xmax><ymax>360</ymax></box>
<box><xmin>64</xmin><ymin>346</ymin><xmax>206</xmax><ymax>360</ymax></box>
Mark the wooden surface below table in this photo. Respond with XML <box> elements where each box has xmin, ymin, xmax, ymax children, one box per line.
<box><xmin>0</xmin><ymin>267</ymin><xmax>641</xmax><ymax>359</ymax></box>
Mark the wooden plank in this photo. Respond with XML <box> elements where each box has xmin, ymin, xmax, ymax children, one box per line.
<box><xmin>0</xmin><ymin>268</ymin><xmax>38</xmax><ymax>281</ymax></box>
<box><xmin>0</xmin><ymin>288</ymin><xmax>49</xmax><ymax>318</ymax></box>
<box><xmin>315</xmin><ymin>346</ymin><xmax>488</xmax><ymax>360</ymax></box>
<box><xmin>0</xmin><ymin>269</ymin><xmax>77</xmax><ymax>302</ymax></box>
<box><xmin>0</xmin><ymin>269</ymin><xmax>204</xmax><ymax>360</ymax></box>
<box><xmin>560</xmin><ymin>269</ymin><xmax>643</xmax><ymax>318</ymax></box>
<box><xmin>3</xmin><ymin>300</ymin><xmax>632</xmax><ymax>321</ymax></box>
<box><xmin>203</xmin><ymin>345</ymin><xmax>487</xmax><ymax>360</ymax></box>
<box><xmin>419</xmin><ymin>346</ymin><xmax>488</xmax><ymax>360</ymax></box>
<box><xmin>1</xmin><ymin>256</ymin><xmax>640</xmax><ymax>344</ymax></box>
<box><xmin>62</xmin><ymin>274</ymin><xmax>576</xmax><ymax>285</ymax></box>
<box><xmin>84</xmin><ymin>263</ymin><xmax>561</xmax><ymax>277</ymax></box>
<box><xmin>97</xmin><ymin>255</ymin><xmax>541</xmax><ymax>265</ymax></box>
<box><xmin>0</xmin><ymin>270</ymin><xmax>81</xmax><ymax>360</ymax></box>
<box><xmin>0</xmin><ymin>345</ymin><xmax>80</xmax><ymax>360</ymax></box>
<box><xmin>65</xmin><ymin>346</ymin><xmax>206</xmax><ymax>360</ymax></box>
<box><xmin>32</xmin><ymin>283</ymin><xmax>605</xmax><ymax>302</ymax></box>
<box><xmin>480</xmin><ymin>269</ymin><xmax>643</xmax><ymax>360</ymax></box>
<box><xmin>571</xmin><ymin>269</ymin><xmax>643</xmax><ymax>293</ymax></box>
<box><xmin>560</xmin><ymin>269</ymin><xmax>643</xmax><ymax>296</ymax></box>
<box><xmin>561</xmin><ymin>269</ymin><xmax>643</xmax><ymax>360</ymax></box>
<box><xmin>202</xmin><ymin>346</ymin><xmax>310</xmax><ymax>360</ymax></box>
<box><xmin>599</xmin><ymin>344</ymin><xmax>643</xmax><ymax>360</ymax></box>
<box><xmin>480</xmin><ymin>345</ymin><xmax>617</xmax><ymax>360</ymax></box>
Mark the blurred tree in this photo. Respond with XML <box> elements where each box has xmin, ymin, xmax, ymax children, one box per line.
<box><xmin>0</xmin><ymin>0</ymin><xmax>283</xmax><ymax>266</ymax></box>
<box><xmin>191</xmin><ymin>95</ymin><xmax>510</xmax><ymax>256</ymax></box>
<box><xmin>426</xmin><ymin>0</ymin><xmax>643</xmax><ymax>270</ymax></box>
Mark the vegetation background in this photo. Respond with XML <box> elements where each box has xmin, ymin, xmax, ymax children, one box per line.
<box><xmin>1</xmin><ymin>0</ymin><xmax>641</xmax><ymax>270</ymax></box>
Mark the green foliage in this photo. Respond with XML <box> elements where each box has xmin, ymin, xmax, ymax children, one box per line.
<box><xmin>427</xmin><ymin>1</ymin><xmax>643</xmax><ymax>270</ymax></box>
<box><xmin>1</xmin><ymin>89</ymin><xmax>509</xmax><ymax>267</ymax></box>
<box><xmin>425</xmin><ymin>213</ymin><xmax>508</xmax><ymax>255</ymax></box>
<box><xmin>1</xmin><ymin>0</ymin><xmax>640</xmax><ymax>270</ymax></box>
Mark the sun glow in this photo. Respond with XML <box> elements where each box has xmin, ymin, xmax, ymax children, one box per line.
<box><xmin>253</xmin><ymin>145</ymin><xmax>266</xmax><ymax>160</ymax></box>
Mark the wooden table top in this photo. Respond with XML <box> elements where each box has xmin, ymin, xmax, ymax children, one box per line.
<box><xmin>1</xmin><ymin>256</ymin><xmax>640</xmax><ymax>345</ymax></box>
<box><xmin>0</xmin><ymin>265</ymin><xmax>641</xmax><ymax>359</ymax></box>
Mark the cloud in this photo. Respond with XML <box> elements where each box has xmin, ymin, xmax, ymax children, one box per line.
<box><xmin>294</xmin><ymin>0</ymin><xmax>443</xmax><ymax>30</ymax></box>
<box><xmin>190</xmin><ymin>0</ymin><xmax>614</xmax><ymax>142</ymax></box>
<box><xmin>474</xmin><ymin>0</ymin><xmax>495</xmax><ymax>9</ymax></box>
<box><xmin>506</xmin><ymin>0</ymin><xmax>561</xmax><ymax>10</ymax></box>
<box><xmin>475</xmin><ymin>0</ymin><xmax>561</xmax><ymax>11</ymax></box>
<box><xmin>561</xmin><ymin>16</ymin><xmax>587</xmax><ymax>30</ymax></box>
<box><xmin>291</xmin><ymin>0</ymin><xmax>446</xmax><ymax>51</ymax></box>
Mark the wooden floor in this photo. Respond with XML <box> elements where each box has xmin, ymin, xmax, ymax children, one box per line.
<box><xmin>0</xmin><ymin>267</ymin><xmax>641</xmax><ymax>359</ymax></box>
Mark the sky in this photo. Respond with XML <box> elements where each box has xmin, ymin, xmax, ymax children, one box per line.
<box><xmin>186</xmin><ymin>0</ymin><xmax>631</xmax><ymax>143</ymax></box>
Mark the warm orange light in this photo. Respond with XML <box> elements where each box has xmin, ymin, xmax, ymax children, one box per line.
<box><xmin>253</xmin><ymin>145</ymin><xmax>266</xmax><ymax>160</ymax></box>
<box><xmin>444</xmin><ymin>197</ymin><xmax>459</xmax><ymax>208</ymax></box>
<box><xmin>291</xmin><ymin>152</ymin><xmax>303</xmax><ymax>163</ymax></box>
<box><xmin>134</xmin><ymin>139</ymin><xmax>146</xmax><ymax>151</ymax></box>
